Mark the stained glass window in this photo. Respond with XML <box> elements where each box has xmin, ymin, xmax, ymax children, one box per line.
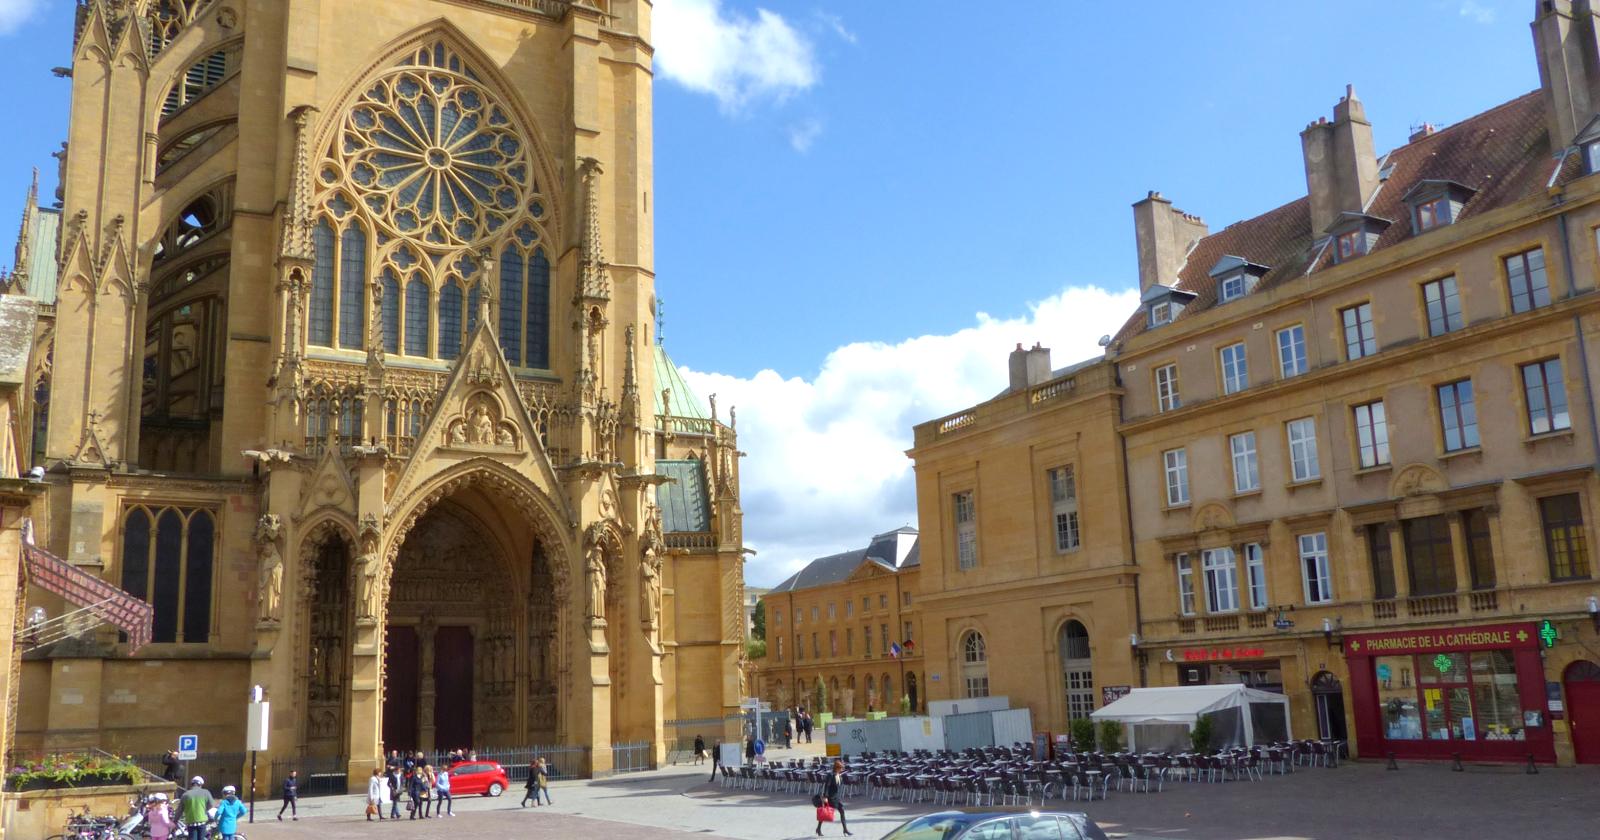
<box><xmin>381</xmin><ymin>269</ymin><xmax>400</xmax><ymax>354</ymax></box>
<box><xmin>309</xmin><ymin>220</ymin><xmax>335</xmax><ymax>346</ymax></box>
<box><xmin>500</xmin><ymin>246</ymin><xmax>523</xmax><ymax>364</ymax></box>
<box><xmin>404</xmin><ymin>278</ymin><xmax>430</xmax><ymax>356</ymax></box>
<box><xmin>439</xmin><ymin>280</ymin><xmax>463</xmax><ymax>360</ymax></box>
<box><xmin>527</xmin><ymin>249</ymin><xmax>551</xmax><ymax>369</ymax></box>
<box><xmin>338</xmin><ymin>225</ymin><xmax>367</xmax><ymax>349</ymax></box>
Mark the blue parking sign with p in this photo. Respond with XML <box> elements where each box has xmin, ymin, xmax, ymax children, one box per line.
<box><xmin>178</xmin><ymin>734</ymin><xmax>198</xmax><ymax>761</ymax></box>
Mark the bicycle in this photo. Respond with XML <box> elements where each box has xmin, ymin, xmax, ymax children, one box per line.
<box><xmin>45</xmin><ymin>808</ymin><xmax>124</xmax><ymax>840</ymax></box>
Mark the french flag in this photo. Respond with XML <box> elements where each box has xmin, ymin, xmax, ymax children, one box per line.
<box><xmin>889</xmin><ymin>642</ymin><xmax>901</xmax><ymax>659</ymax></box>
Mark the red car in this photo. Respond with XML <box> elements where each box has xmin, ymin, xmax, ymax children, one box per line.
<box><xmin>444</xmin><ymin>760</ymin><xmax>510</xmax><ymax>797</ymax></box>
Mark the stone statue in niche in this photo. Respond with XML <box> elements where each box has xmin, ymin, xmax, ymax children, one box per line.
<box><xmin>449</xmin><ymin>422</ymin><xmax>466</xmax><ymax>446</ymax></box>
<box><xmin>497</xmin><ymin>425</ymin><xmax>514</xmax><ymax>447</ymax></box>
<box><xmin>585</xmin><ymin>544</ymin><xmax>607</xmax><ymax>622</ymax></box>
<box><xmin>470</xmin><ymin>404</ymin><xmax>495</xmax><ymax>444</ymax></box>
<box><xmin>640</xmin><ymin>553</ymin><xmax>662</xmax><ymax>631</ymax></box>
<box><xmin>254</xmin><ymin>514</ymin><xmax>284</xmax><ymax>624</ymax></box>
<box><xmin>356</xmin><ymin>522</ymin><xmax>382</xmax><ymax>621</ymax></box>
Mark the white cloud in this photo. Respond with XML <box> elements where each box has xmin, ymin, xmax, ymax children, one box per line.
<box><xmin>680</xmin><ymin>284</ymin><xmax>1139</xmax><ymax>587</ymax></box>
<box><xmin>787</xmin><ymin>117</ymin><xmax>823</xmax><ymax>152</ymax></box>
<box><xmin>1458</xmin><ymin>0</ymin><xmax>1496</xmax><ymax>24</ymax></box>
<box><xmin>815</xmin><ymin>11</ymin><xmax>857</xmax><ymax>45</ymax></box>
<box><xmin>654</xmin><ymin>0</ymin><xmax>818</xmax><ymax>111</ymax></box>
<box><xmin>0</xmin><ymin>0</ymin><xmax>41</xmax><ymax>35</ymax></box>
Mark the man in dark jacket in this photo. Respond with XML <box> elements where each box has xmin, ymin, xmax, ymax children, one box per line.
<box><xmin>276</xmin><ymin>769</ymin><xmax>299</xmax><ymax>820</ymax></box>
<box><xmin>160</xmin><ymin>751</ymin><xmax>179</xmax><ymax>782</ymax></box>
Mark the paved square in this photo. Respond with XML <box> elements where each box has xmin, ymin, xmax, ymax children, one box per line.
<box><xmin>236</xmin><ymin>747</ymin><xmax>1600</xmax><ymax>840</ymax></box>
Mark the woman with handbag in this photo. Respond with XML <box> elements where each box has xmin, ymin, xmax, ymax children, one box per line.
<box><xmin>815</xmin><ymin>759</ymin><xmax>850</xmax><ymax>836</ymax></box>
<box><xmin>366</xmin><ymin>769</ymin><xmax>387</xmax><ymax>821</ymax></box>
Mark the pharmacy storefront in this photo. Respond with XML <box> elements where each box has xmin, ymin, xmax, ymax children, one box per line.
<box><xmin>1345</xmin><ymin>622</ymin><xmax>1555</xmax><ymax>763</ymax></box>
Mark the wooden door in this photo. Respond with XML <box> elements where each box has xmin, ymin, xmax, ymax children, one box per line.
<box><xmin>434</xmin><ymin>626</ymin><xmax>475</xmax><ymax>752</ymax></box>
<box><xmin>383</xmin><ymin>625</ymin><xmax>419</xmax><ymax>753</ymax></box>
<box><xmin>1566</xmin><ymin>660</ymin><xmax>1600</xmax><ymax>764</ymax></box>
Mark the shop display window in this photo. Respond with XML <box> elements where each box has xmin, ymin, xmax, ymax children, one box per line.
<box><xmin>1374</xmin><ymin>649</ymin><xmax>1525</xmax><ymax>744</ymax></box>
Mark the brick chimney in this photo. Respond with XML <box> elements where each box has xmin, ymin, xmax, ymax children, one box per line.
<box><xmin>1533</xmin><ymin>0</ymin><xmax>1600</xmax><ymax>146</ymax></box>
<box><xmin>1131</xmin><ymin>191</ymin><xmax>1208</xmax><ymax>293</ymax></box>
<box><xmin>1301</xmin><ymin>85</ymin><xmax>1380</xmax><ymax>236</ymax></box>
<box><xmin>1008</xmin><ymin>342</ymin><xmax>1052</xmax><ymax>391</ymax></box>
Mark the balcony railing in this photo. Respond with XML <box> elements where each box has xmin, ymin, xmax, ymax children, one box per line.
<box><xmin>1373</xmin><ymin>601</ymin><xmax>1398</xmax><ymax>620</ymax></box>
<box><xmin>1203</xmin><ymin>615</ymin><xmax>1239</xmax><ymax>633</ymax></box>
<box><xmin>664</xmin><ymin>532</ymin><xmax>716</xmax><ymax>550</ymax></box>
<box><xmin>1469</xmin><ymin>590</ymin><xmax>1499</xmax><ymax>612</ymax></box>
<box><xmin>1406</xmin><ymin>593</ymin><xmax>1459</xmax><ymax>618</ymax></box>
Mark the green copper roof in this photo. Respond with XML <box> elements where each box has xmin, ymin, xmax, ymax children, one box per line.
<box><xmin>22</xmin><ymin>208</ymin><xmax>59</xmax><ymax>306</ymax></box>
<box><xmin>652</xmin><ymin>345</ymin><xmax>709</xmax><ymax>420</ymax></box>
<box><xmin>656</xmin><ymin>458</ymin><xmax>711</xmax><ymax>533</ymax></box>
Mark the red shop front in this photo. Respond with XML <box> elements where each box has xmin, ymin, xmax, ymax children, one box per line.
<box><xmin>1345</xmin><ymin>622</ymin><xmax>1554</xmax><ymax>763</ymax></box>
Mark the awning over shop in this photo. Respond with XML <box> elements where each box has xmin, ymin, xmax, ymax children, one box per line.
<box><xmin>23</xmin><ymin>542</ymin><xmax>154</xmax><ymax>652</ymax></box>
<box><xmin>1091</xmin><ymin>684</ymin><xmax>1292</xmax><ymax>750</ymax></box>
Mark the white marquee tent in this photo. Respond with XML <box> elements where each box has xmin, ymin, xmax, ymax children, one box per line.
<box><xmin>1090</xmin><ymin>685</ymin><xmax>1293</xmax><ymax>752</ymax></box>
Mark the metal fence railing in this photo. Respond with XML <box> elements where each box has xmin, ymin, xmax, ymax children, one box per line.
<box><xmin>127</xmin><ymin>751</ymin><xmax>248</xmax><ymax>794</ymax></box>
<box><xmin>611</xmin><ymin>741</ymin><xmax>652</xmax><ymax>775</ymax></box>
<box><xmin>269</xmin><ymin>754</ymin><xmax>349</xmax><ymax>797</ymax></box>
<box><xmin>467</xmin><ymin>745</ymin><xmax>590</xmax><ymax>782</ymax></box>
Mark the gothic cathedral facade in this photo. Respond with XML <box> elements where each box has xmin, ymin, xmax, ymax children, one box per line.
<box><xmin>15</xmin><ymin>0</ymin><xmax>747</xmax><ymax>779</ymax></box>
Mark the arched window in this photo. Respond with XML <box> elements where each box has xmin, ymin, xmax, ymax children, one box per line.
<box><xmin>120</xmin><ymin>506</ymin><xmax>216</xmax><ymax>644</ymax></box>
<box><xmin>438</xmin><ymin>280</ymin><xmax>463</xmax><ymax>360</ymax></box>
<box><xmin>961</xmin><ymin>631</ymin><xmax>989</xmax><ymax>698</ymax></box>
<box><xmin>906</xmin><ymin>672</ymin><xmax>919</xmax><ymax>712</ymax></box>
<box><xmin>380</xmin><ymin>269</ymin><xmax>400</xmax><ymax>355</ymax></box>
<box><xmin>1060</xmin><ymin>620</ymin><xmax>1093</xmax><ymax>722</ymax></box>
<box><xmin>882</xmin><ymin>673</ymin><xmax>893</xmax><ymax>708</ymax></box>
<box><xmin>404</xmin><ymin>278</ymin><xmax>430</xmax><ymax>356</ymax></box>
<box><xmin>865</xmin><ymin>675</ymin><xmax>876</xmax><ymax>707</ymax></box>
<box><xmin>309</xmin><ymin>219</ymin><xmax>335</xmax><ymax>346</ymax></box>
<box><xmin>499</xmin><ymin>245</ymin><xmax>523</xmax><ymax>363</ymax></box>
<box><xmin>527</xmin><ymin>249</ymin><xmax>551</xmax><ymax>368</ymax></box>
<box><xmin>338</xmin><ymin>225</ymin><xmax>367</xmax><ymax>349</ymax></box>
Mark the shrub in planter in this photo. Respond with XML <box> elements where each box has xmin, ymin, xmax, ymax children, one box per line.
<box><xmin>6</xmin><ymin>755</ymin><xmax>141</xmax><ymax>791</ymax></box>
<box><xmin>1069</xmin><ymin>717</ymin><xmax>1096</xmax><ymax>751</ymax></box>
<box><xmin>1097</xmin><ymin>720</ymin><xmax>1124</xmax><ymax>753</ymax></box>
<box><xmin>1190</xmin><ymin>715</ymin><xmax>1215</xmax><ymax>753</ymax></box>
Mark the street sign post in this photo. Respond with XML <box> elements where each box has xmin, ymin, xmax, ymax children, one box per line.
<box><xmin>246</xmin><ymin>687</ymin><xmax>269</xmax><ymax>824</ymax></box>
<box><xmin>177</xmin><ymin>734</ymin><xmax>198</xmax><ymax>761</ymax></box>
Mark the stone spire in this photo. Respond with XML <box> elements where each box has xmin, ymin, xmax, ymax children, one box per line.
<box><xmin>280</xmin><ymin>106</ymin><xmax>317</xmax><ymax>262</ymax></box>
<box><xmin>577</xmin><ymin>156</ymin><xmax>610</xmax><ymax>301</ymax></box>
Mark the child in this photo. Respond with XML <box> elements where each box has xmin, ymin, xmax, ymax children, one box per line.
<box><xmin>146</xmin><ymin>793</ymin><xmax>174</xmax><ymax>840</ymax></box>
<box><xmin>215</xmin><ymin>787</ymin><xmax>248</xmax><ymax>840</ymax></box>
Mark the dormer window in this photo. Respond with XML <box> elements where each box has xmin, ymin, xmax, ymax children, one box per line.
<box><xmin>1326</xmin><ymin>212</ymin><xmax>1391</xmax><ymax>265</ymax></box>
<box><xmin>1141</xmin><ymin>284</ymin><xmax>1197</xmax><ymax>330</ymax></box>
<box><xmin>1401</xmin><ymin>180</ymin><xmax>1475</xmax><ymax>236</ymax></box>
<box><xmin>1209</xmin><ymin>255</ymin><xmax>1270</xmax><ymax>303</ymax></box>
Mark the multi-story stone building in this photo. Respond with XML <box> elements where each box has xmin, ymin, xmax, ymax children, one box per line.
<box><xmin>753</xmin><ymin>529</ymin><xmax>923</xmax><ymax>716</ymax></box>
<box><xmin>8</xmin><ymin>0</ymin><xmax>747</xmax><ymax>783</ymax></box>
<box><xmin>905</xmin><ymin>0</ymin><xmax>1600</xmax><ymax>767</ymax></box>
<box><xmin>909</xmin><ymin>349</ymin><xmax>1139</xmax><ymax>735</ymax></box>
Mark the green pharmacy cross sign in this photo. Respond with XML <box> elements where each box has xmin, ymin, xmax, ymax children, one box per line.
<box><xmin>1432</xmin><ymin>653</ymin><xmax>1453</xmax><ymax>675</ymax></box>
<box><xmin>1538</xmin><ymin>620</ymin><xmax>1559</xmax><ymax>649</ymax></box>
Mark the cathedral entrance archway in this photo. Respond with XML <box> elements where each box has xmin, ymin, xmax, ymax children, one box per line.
<box><xmin>380</xmin><ymin>475</ymin><xmax>565</xmax><ymax>753</ymax></box>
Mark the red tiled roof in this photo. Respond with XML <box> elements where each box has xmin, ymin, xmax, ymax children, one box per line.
<box><xmin>1114</xmin><ymin>91</ymin><xmax>1573</xmax><ymax>344</ymax></box>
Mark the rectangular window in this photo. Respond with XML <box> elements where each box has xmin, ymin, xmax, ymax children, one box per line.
<box><xmin>903</xmin><ymin>620</ymin><xmax>913</xmax><ymax>641</ymax></box>
<box><xmin>881</xmin><ymin>624</ymin><xmax>889</xmax><ymax>654</ymax></box>
<box><xmin>864</xmin><ymin>626</ymin><xmax>872</xmax><ymax>656</ymax></box>
<box><xmin>1150</xmin><ymin>301</ymin><xmax>1172</xmax><ymax>326</ymax></box>
<box><xmin>1540</xmin><ymin>493</ymin><xmax>1591</xmax><ymax>580</ymax></box>
<box><xmin>1176</xmin><ymin>553</ymin><xmax>1196</xmax><ymax>616</ymax></box>
<box><xmin>811</xmin><ymin>606</ymin><xmax>818</xmax><ymax>623</ymax></box>
<box><xmin>903</xmin><ymin>592</ymin><xmax>913</xmax><ymax>606</ymax></box>
<box><xmin>844</xmin><ymin>600</ymin><xmax>852</xmax><ymax>618</ymax></box>
<box><xmin>796</xmin><ymin>633</ymin><xmax>803</xmax><ymax>661</ymax></box>
<box><xmin>1437</xmin><ymin>380</ymin><xmax>1480</xmax><ymax>452</ymax></box>
<box><xmin>1403</xmin><ymin>515</ymin><xmax>1457</xmax><ymax>596</ymax></box>
<box><xmin>954</xmin><ymin>491</ymin><xmax>977</xmax><ymax>570</ymax></box>
<box><xmin>1049</xmin><ymin>466</ymin><xmax>1080</xmax><ymax>552</ymax></box>
<box><xmin>846</xmin><ymin>628</ymin><xmax>853</xmax><ymax>655</ymax></box>
<box><xmin>1220</xmin><ymin>274</ymin><xmax>1247</xmax><ymax>302</ymax></box>
<box><xmin>1220</xmin><ymin>342</ymin><xmax>1249</xmax><ymax>394</ymax></box>
<box><xmin>1341</xmin><ymin>303</ymin><xmax>1377</xmax><ymax>360</ymax></box>
<box><xmin>1462</xmin><ymin>508</ymin><xmax>1496</xmax><ymax>590</ymax></box>
<box><xmin>1353</xmin><ymin>401</ymin><xmax>1390</xmax><ymax>469</ymax></box>
<box><xmin>776</xmin><ymin>636</ymin><xmax>783</xmax><ymax>661</ymax></box>
<box><xmin>1202</xmin><ymin>547</ymin><xmax>1239</xmax><ymax>613</ymax></box>
<box><xmin>1422</xmin><ymin>276</ymin><xmax>1463</xmax><ymax>336</ymax></box>
<box><xmin>863</xmin><ymin>596</ymin><xmax>870</xmax><ymax>613</ymax></box>
<box><xmin>1287</xmin><ymin>417</ymin><xmax>1321</xmax><ymax>481</ymax></box>
<box><xmin>774</xmin><ymin>608</ymin><xmax>782</xmax><ymax>628</ymax></box>
<box><xmin>1230</xmin><ymin>432</ymin><xmax>1260</xmax><ymax>493</ymax></box>
<box><xmin>1299</xmin><ymin>532</ymin><xmax>1332</xmax><ymax>605</ymax></box>
<box><xmin>1506</xmin><ymin>248</ymin><xmax>1550</xmax><ymax>314</ymax></box>
<box><xmin>1244</xmin><ymin>543</ymin><xmax>1267</xmax><ymax>610</ymax></box>
<box><xmin>1368</xmin><ymin>523</ymin><xmax>1396</xmax><ymax>600</ymax></box>
<box><xmin>1277</xmin><ymin>325</ymin><xmax>1308</xmax><ymax>378</ymax></box>
<box><xmin>811</xmin><ymin>633</ymin><xmax>819</xmax><ymax>660</ymax></box>
<box><xmin>828</xmin><ymin>603</ymin><xmax>836</xmax><ymax>621</ymax></box>
<box><xmin>1415</xmin><ymin>197</ymin><xmax>1450</xmax><ymax>232</ymax></box>
<box><xmin>1335</xmin><ymin>230</ymin><xmax>1364</xmax><ymax>262</ymax></box>
<box><xmin>1521</xmin><ymin>358</ymin><xmax>1571</xmax><ymax>435</ymax></box>
<box><xmin>879</xmin><ymin>594</ymin><xmax>888</xmax><ymax>609</ymax></box>
<box><xmin>1155</xmin><ymin>364</ymin><xmax>1181</xmax><ymax>412</ymax></box>
<box><xmin>1163</xmin><ymin>448</ymin><xmax>1189</xmax><ymax>506</ymax></box>
<box><xmin>829</xmin><ymin>630</ymin><xmax>837</xmax><ymax>657</ymax></box>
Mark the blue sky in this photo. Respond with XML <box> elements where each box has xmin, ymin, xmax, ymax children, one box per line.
<box><xmin>0</xmin><ymin>0</ymin><xmax>1537</xmax><ymax>584</ymax></box>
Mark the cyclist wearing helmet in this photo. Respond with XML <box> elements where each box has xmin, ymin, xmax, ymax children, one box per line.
<box><xmin>215</xmin><ymin>787</ymin><xmax>247</xmax><ymax>840</ymax></box>
<box><xmin>179</xmin><ymin>777</ymin><xmax>214</xmax><ymax>840</ymax></box>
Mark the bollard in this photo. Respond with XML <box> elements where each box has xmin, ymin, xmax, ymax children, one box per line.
<box><xmin>1525</xmin><ymin>754</ymin><xmax>1538</xmax><ymax>774</ymax></box>
<box><xmin>1450</xmin><ymin>753</ymin><xmax>1463</xmax><ymax>772</ymax></box>
<box><xmin>1385</xmin><ymin>751</ymin><xmax>1398</xmax><ymax>771</ymax></box>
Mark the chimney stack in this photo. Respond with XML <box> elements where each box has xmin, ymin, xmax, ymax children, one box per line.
<box><xmin>1301</xmin><ymin>85</ymin><xmax>1379</xmax><ymax>236</ymax></box>
<box><xmin>1008</xmin><ymin>342</ymin><xmax>1053</xmax><ymax>391</ymax></box>
<box><xmin>1131</xmin><ymin>191</ymin><xmax>1208</xmax><ymax>293</ymax></box>
<box><xmin>1533</xmin><ymin>0</ymin><xmax>1600</xmax><ymax>146</ymax></box>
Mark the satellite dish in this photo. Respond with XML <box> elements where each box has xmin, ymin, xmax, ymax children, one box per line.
<box><xmin>1096</xmin><ymin>335</ymin><xmax>1112</xmax><ymax>347</ymax></box>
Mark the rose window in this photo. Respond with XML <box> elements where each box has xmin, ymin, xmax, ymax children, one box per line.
<box><xmin>336</xmin><ymin>62</ymin><xmax>529</xmax><ymax>248</ymax></box>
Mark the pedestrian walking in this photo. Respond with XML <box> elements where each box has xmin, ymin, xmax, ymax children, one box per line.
<box><xmin>782</xmin><ymin>717</ymin><xmax>792</xmax><ymax>749</ymax></box>
<box><xmin>277</xmin><ymin>769</ymin><xmax>299</xmax><ymax>820</ymax></box>
<box><xmin>520</xmin><ymin>761</ymin><xmax>539</xmax><ymax>807</ymax></box>
<box><xmin>434</xmin><ymin>766</ymin><xmax>454</xmax><ymax>817</ymax></box>
<box><xmin>406</xmin><ymin>764</ymin><xmax>426</xmax><ymax>819</ymax></box>
<box><xmin>215</xmin><ymin>787</ymin><xmax>248</xmax><ymax>840</ymax></box>
<box><xmin>708</xmin><ymin>739</ymin><xmax>722</xmax><ymax>784</ymax></box>
<box><xmin>815</xmin><ymin>760</ymin><xmax>851</xmax><ymax>836</ymax></box>
<box><xmin>420</xmin><ymin>764</ymin><xmax>437</xmax><ymax>818</ymax></box>
<box><xmin>366</xmin><ymin>769</ymin><xmax>386</xmax><ymax>821</ymax></box>
<box><xmin>693</xmin><ymin>735</ymin><xmax>706</xmax><ymax>765</ymax></box>
<box><xmin>386</xmin><ymin>767</ymin><xmax>403</xmax><ymax>820</ymax></box>
<box><xmin>178</xmin><ymin>777</ymin><xmax>214</xmax><ymax>840</ymax></box>
<box><xmin>745</xmin><ymin>737</ymin><xmax>756</xmax><ymax>765</ymax></box>
<box><xmin>535</xmin><ymin>758</ymin><xmax>553</xmax><ymax>805</ymax></box>
<box><xmin>146</xmin><ymin>793</ymin><xmax>174</xmax><ymax>840</ymax></box>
